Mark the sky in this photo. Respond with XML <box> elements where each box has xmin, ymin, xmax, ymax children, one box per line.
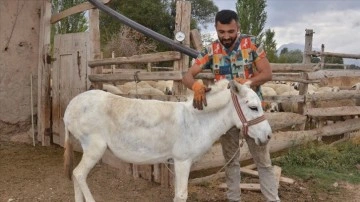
<box><xmin>206</xmin><ymin>0</ymin><xmax>360</xmax><ymax>65</ymax></box>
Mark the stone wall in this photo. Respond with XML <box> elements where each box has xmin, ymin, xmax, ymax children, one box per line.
<box><xmin>0</xmin><ymin>1</ymin><xmax>42</xmax><ymax>135</ymax></box>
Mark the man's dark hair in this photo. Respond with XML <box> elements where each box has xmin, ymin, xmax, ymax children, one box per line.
<box><xmin>215</xmin><ymin>10</ymin><xmax>239</xmax><ymax>24</ymax></box>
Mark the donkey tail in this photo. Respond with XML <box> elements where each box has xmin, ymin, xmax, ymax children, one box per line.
<box><xmin>64</xmin><ymin>125</ymin><xmax>74</xmax><ymax>180</ymax></box>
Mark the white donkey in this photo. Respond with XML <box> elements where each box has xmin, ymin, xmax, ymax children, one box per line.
<box><xmin>63</xmin><ymin>79</ymin><xmax>272</xmax><ymax>202</ymax></box>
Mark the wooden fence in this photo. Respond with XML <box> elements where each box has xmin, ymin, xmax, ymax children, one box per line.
<box><xmin>86</xmin><ymin>27</ymin><xmax>360</xmax><ymax>186</ymax></box>
<box><xmin>45</xmin><ymin>1</ymin><xmax>360</xmax><ymax>187</ymax></box>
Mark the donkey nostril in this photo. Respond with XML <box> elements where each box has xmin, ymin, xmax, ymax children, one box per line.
<box><xmin>267</xmin><ymin>135</ymin><xmax>271</xmax><ymax>140</ymax></box>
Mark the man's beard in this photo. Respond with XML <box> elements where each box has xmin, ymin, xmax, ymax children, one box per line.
<box><xmin>220</xmin><ymin>37</ymin><xmax>237</xmax><ymax>49</ymax></box>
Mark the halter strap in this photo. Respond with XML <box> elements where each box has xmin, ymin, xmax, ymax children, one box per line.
<box><xmin>231</xmin><ymin>92</ymin><xmax>266</xmax><ymax>137</ymax></box>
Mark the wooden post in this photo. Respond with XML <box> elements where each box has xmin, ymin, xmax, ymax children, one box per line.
<box><xmin>298</xmin><ymin>29</ymin><xmax>313</xmax><ymax>116</ymax></box>
<box><xmin>190</xmin><ymin>29</ymin><xmax>203</xmax><ymax>51</ymax></box>
<box><xmin>89</xmin><ymin>8</ymin><xmax>102</xmax><ymax>89</ymax></box>
<box><xmin>320</xmin><ymin>44</ymin><xmax>325</xmax><ymax>69</ymax></box>
<box><xmin>37</xmin><ymin>0</ymin><xmax>52</xmax><ymax>146</ymax></box>
<box><xmin>172</xmin><ymin>1</ymin><xmax>191</xmax><ymax>95</ymax></box>
<box><xmin>147</xmin><ymin>63</ymin><xmax>152</xmax><ymax>72</ymax></box>
<box><xmin>111</xmin><ymin>51</ymin><xmax>115</xmax><ymax>73</ymax></box>
<box><xmin>303</xmin><ymin>29</ymin><xmax>313</xmax><ymax>64</ymax></box>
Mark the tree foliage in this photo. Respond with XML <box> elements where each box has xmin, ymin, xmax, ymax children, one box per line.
<box><xmin>51</xmin><ymin>0</ymin><xmax>88</xmax><ymax>34</ymax></box>
<box><xmin>277</xmin><ymin>49</ymin><xmax>303</xmax><ymax>63</ymax></box>
<box><xmin>51</xmin><ymin>0</ymin><xmax>88</xmax><ymax>53</ymax></box>
<box><xmin>263</xmin><ymin>29</ymin><xmax>277</xmax><ymax>62</ymax></box>
<box><xmin>184</xmin><ymin>0</ymin><xmax>218</xmax><ymax>30</ymax></box>
<box><xmin>236</xmin><ymin>0</ymin><xmax>267</xmax><ymax>43</ymax></box>
<box><xmin>100</xmin><ymin>0</ymin><xmax>218</xmax><ymax>52</ymax></box>
<box><xmin>324</xmin><ymin>56</ymin><xmax>344</xmax><ymax>69</ymax></box>
<box><xmin>100</xmin><ymin>0</ymin><xmax>173</xmax><ymax>48</ymax></box>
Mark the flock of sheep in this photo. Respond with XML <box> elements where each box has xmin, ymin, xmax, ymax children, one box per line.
<box><xmin>102</xmin><ymin>80</ymin><xmax>174</xmax><ymax>96</ymax></box>
<box><xmin>100</xmin><ymin>79</ymin><xmax>360</xmax><ymax>114</ymax></box>
<box><xmin>262</xmin><ymin>81</ymin><xmax>360</xmax><ymax>113</ymax></box>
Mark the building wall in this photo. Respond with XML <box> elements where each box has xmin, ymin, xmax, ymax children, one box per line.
<box><xmin>0</xmin><ymin>0</ymin><xmax>42</xmax><ymax>135</ymax></box>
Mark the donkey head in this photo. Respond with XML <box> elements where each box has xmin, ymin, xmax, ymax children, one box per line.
<box><xmin>228</xmin><ymin>80</ymin><xmax>272</xmax><ymax>146</ymax></box>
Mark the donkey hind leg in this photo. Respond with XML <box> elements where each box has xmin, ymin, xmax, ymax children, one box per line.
<box><xmin>72</xmin><ymin>137</ymin><xmax>107</xmax><ymax>202</ymax></box>
<box><xmin>173</xmin><ymin>159</ymin><xmax>192</xmax><ymax>202</ymax></box>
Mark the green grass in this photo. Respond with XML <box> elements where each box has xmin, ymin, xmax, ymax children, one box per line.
<box><xmin>273</xmin><ymin>140</ymin><xmax>360</xmax><ymax>191</ymax></box>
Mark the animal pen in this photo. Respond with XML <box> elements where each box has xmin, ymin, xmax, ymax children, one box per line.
<box><xmin>21</xmin><ymin>0</ymin><xmax>360</xmax><ymax>189</ymax></box>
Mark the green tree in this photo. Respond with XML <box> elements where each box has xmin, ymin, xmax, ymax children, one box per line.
<box><xmin>280</xmin><ymin>47</ymin><xmax>288</xmax><ymax>55</ymax></box>
<box><xmin>263</xmin><ymin>29</ymin><xmax>277</xmax><ymax>62</ymax></box>
<box><xmin>324</xmin><ymin>56</ymin><xmax>344</xmax><ymax>69</ymax></box>
<box><xmin>100</xmin><ymin>0</ymin><xmax>218</xmax><ymax>50</ymax></box>
<box><xmin>278</xmin><ymin>49</ymin><xmax>303</xmax><ymax>63</ymax></box>
<box><xmin>100</xmin><ymin>0</ymin><xmax>173</xmax><ymax>48</ymax></box>
<box><xmin>51</xmin><ymin>0</ymin><xmax>88</xmax><ymax>53</ymax></box>
<box><xmin>184</xmin><ymin>0</ymin><xmax>218</xmax><ymax>30</ymax></box>
<box><xmin>51</xmin><ymin>0</ymin><xmax>88</xmax><ymax>34</ymax></box>
<box><xmin>236</xmin><ymin>0</ymin><xmax>267</xmax><ymax>43</ymax></box>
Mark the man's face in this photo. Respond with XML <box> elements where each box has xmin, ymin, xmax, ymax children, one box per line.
<box><xmin>215</xmin><ymin>19</ymin><xmax>239</xmax><ymax>49</ymax></box>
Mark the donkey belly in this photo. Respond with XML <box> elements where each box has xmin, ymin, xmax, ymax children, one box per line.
<box><xmin>106</xmin><ymin>133</ymin><xmax>174</xmax><ymax>164</ymax></box>
<box><xmin>108</xmin><ymin>146</ymin><xmax>171</xmax><ymax>164</ymax></box>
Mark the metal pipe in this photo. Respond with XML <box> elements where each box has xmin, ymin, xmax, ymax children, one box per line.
<box><xmin>87</xmin><ymin>0</ymin><xmax>199</xmax><ymax>58</ymax></box>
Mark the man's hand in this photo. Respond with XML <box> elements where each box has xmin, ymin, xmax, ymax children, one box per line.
<box><xmin>192</xmin><ymin>81</ymin><xmax>211</xmax><ymax>110</ymax></box>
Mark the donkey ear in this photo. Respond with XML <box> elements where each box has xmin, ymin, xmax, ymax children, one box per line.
<box><xmin>229</xmin><ymin>80</ymin><xmax>249</xmax><ymax>97</ymax></box>
<box><xmin>228</xmin><ymin>80</ymin><xmax>240</xmax><ymax>93</ymax></box>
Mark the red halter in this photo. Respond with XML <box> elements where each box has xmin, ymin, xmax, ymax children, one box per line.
<box><xmin>231</xmin><ymin>92</ymin><xmax>267</xmax><ymax>137</ymax></box>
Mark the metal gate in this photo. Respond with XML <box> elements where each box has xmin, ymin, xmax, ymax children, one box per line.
<box><xmin>51</xmin><ymin>32</ymin><xmax>90</xmax><ymax>147</ymax></box>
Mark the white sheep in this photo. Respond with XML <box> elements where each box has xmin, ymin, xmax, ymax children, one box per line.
<box><xmin>351</xmin><ymin>82</ymin><xmax>360</xmax><ymax>90</ymax></box>
<box><xmin>266</xmin><ymin>102</ymin><xmax>280</xmax><ymax>113</ymax></box>
<box><xmin>261</xmin><ymin>86</ymin><xmax>279</xmax><ymax>113</ymax></box>
<box><xmin>313</xmin><ymin>86</ymin><xmax>340</xmax><ymax>94</ymax></box>
<box><xmin>261</xmin><ymin>86</ymin><xmax>277</xmax><ymax>96</ymax></box>
<box><xmin>127</xmin><ymin>87</ymin><xmax>165</xmax><ymax>95</ymax></box>
<box><xmin>272</xmin><ymin>83</ymin><xmax>296</xmax><ymax>95</ymax></box>
<box><xmin>117</xmin><ymin>81</ymin><xmax>153</xmax><ymax>94</ymax></box>
<box><xmin>153</xmin><ymin>80</ymin><xmax>174</xmax><ymax>95</ymax></box>
<box><xmin>102</xmin><ymin>83</ymin><xmax>123</xmax><ymax>95</ymax></box>
<box><xmin>279</xmin><ymin>90</ymin><xmax>300</xmax><ymax>113</ymax></box>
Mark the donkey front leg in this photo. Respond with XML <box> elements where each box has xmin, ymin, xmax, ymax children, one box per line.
<box><xmin>173</xmin><ymin>159</ymin><xmax>192</xmax><ymax>202</ymax></box>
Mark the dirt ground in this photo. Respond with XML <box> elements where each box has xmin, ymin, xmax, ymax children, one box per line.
<box><xmin>1</xmin><ymin>132</ymin><xmax>359</xmax><ymax>202</ymax></box>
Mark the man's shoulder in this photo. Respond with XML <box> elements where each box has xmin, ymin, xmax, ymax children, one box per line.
<box><xmin>239</xmin><ymin>34</ymin><xmax>258</xmax><ymax>48</ymax></box>
<box><xmin>240</xmin><ymin>34</ymin><xmax>256</xmax><ymax>41</ymax></box>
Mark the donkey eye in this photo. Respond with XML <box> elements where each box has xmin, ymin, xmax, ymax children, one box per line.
<box><xmin>249</xmin><ymin>106</ymin><xmax>258</xmax><ymax>111</ymax></box>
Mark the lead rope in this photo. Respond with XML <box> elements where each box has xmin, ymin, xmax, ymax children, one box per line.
<box><xmin>191</xmin><ymin>140</ymin><xmax>243</xmax><ymax>185</ymax></box>
<box><xmin>166</xmin><ymin>92</ymin><xmax>266</xmax><ymax>182</ymax></box>
<box><xmin>163</xmin><ymin>142</ymin><xmax>244</xmax><ymax>180</ymax></box>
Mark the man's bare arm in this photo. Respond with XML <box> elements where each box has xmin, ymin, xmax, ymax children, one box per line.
<box><xmin>182</xmin><ymin>63</ymin><xmax>203</xmax><ymax>89</ymax></box>
<box><xmin>248</xmin><ymin>57</ymin><xmax>272</xmax><ymax>87</ymax></box>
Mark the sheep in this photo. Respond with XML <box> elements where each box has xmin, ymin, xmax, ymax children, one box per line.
<box><xmin>116</xmin><ymin>81</ymin><xmax>153</xmax><ymax>94</ymax></box>
<box><xmin>314</xmin><ymin>86</ymin><xmax>340</xmax><ymax>94</ymax></box>
<box><xmin>127</xmin><ymin>87</ymin><xmax>165</xmax><ymax>95</ymax></box>
<box><xmin>306</xmin><ymin>83</ymin><xmax>320</xmax><ymax>94</ymax></box>
<box><xmin>261</xmin><ymin>86</ymin><xmax>279</xmax><ymax>113</ymax></box>
<box><xmin>290</xmin><ymin>82</ymin><xmax>300</xmax><ymax>90</ymax></box>
<box><xmin>269</xmin><ymin>83</ymin><xmax>296</xmax><ymax>95</ymax></box>
<box><xmin>266</xmin><ymin>102</ymin><xmax>280</xmax><ymax>113</ymax></box>
<box><xmin>261</xmin><ymin>86</ymin><xmax>277</xmax><ymax>97</ymax></box>
<box><xmin>351</xmin><ymin>82</ymin><xmax>360</xmax><ymax>90</ymax></box>
<box><xmin>278</xmin><ymin>90</ymin><xmax>300</xmax><ymax>113</ymax></box>
<box><xmin>102</xmin><ymin>83</ymin><xmax>123</xmax><ymax>95</ymax></box>
<box><xmin>153</xmin><ymin>80</ymin><xmax>174</xmax><ymax>95</ymax></box>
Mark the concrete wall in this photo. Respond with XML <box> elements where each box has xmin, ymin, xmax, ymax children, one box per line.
<box><xmin>0</xmin><ymin>0</ymin><xmax>42</xmax><ymax>135</ymax></box>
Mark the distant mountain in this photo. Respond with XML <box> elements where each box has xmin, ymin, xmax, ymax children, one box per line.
<box><xmin>276</xmin><ymin>43</ymin><xmax>304</xmax><ymax>55</ymax></box>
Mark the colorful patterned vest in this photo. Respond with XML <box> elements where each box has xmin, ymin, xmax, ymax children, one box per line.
<box><xmin>195</xmin><ymin>34</ymin><xmax>266</xmax><ymax>99</ymax></box>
